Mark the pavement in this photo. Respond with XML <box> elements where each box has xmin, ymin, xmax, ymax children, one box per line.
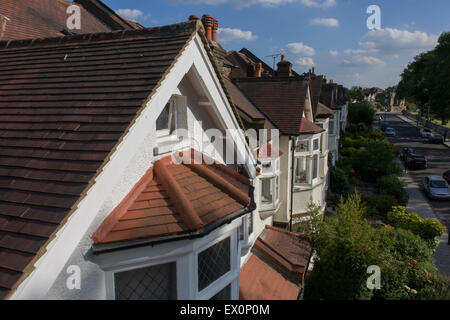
<box><xmin>399</xmin><ymin>173</ymin><xmax>450</xmax><ymax>276</ymax></box>
<box><xmin>384</xmin><ymin>113</ymin><xmax>450</xmax><ymax>276</ymax></box>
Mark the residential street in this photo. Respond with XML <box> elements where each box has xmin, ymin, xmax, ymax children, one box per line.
<box><xmin>379</xmin><ymin>112</ymin><xmax>450</xmax><ymax>276</ymax></box>
<box><xmin>380</xmin><ymin>112</ymin><xmax>450</xmax><ymax>227</ymax></box>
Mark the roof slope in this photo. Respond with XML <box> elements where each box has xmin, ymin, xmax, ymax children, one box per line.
<box><xmin>239</xmin><ymin>226</ymin><xmax>313</xmax><ymax>300</ymax></box>
<box><xmin>234</xmin><ymin>78</ymin><xmax>309</xmax><ymax>136</ymax></box>
<box><xmin>0</xmin><ymin>0</ymin><xmax>113</xmax><ymax>40</ymax></box>
<box><xmin>0</xmin><ymin>21</ymin><xmax>200</xmax><ymax>299</ymax></box>
<box><xmin>223</xmin><ymin>77</ymin><xmax>265</xmax><ymax>121</ymax></box>
<box><xmin>93</xmin><ymin>150</ymin><xmax>251</xmax><ymax>246</ymax></box>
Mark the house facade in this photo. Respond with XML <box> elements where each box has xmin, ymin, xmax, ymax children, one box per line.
<box><xmin>0</xmin><ymin>0</ymin><xmax>350</xmax><ymax>301</ymax></box>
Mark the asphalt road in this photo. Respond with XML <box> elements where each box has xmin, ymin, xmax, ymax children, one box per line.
<box><xmin>379</xmin><ymin>112</ymin><xmax>450</xmax><ymax>227</ymax></box>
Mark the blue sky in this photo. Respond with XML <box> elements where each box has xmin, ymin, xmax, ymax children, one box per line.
<box><xmin>103</xmin><ymin>0</ymin><xmax>450</xmax><ymax>89</ymax></box>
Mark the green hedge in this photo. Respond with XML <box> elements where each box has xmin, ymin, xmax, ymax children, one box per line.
<box><xmin>377</xmin><ymin>175</ymin><xmax>409</xmax><ymax>206</ymax></box>
<box><xmin>387</xmin><ymin>206</ymin><xmax>446</xmax><ymax>248</ymax></box>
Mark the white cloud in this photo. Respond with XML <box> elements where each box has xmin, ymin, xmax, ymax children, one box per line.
<box><xmin>310</xmin><ymin>18</ymin><xmax>339</xmax><ymax>27</ymax></box>
<box><xmin>286</xmin><ymin>42</ymin><xmax>316</xmax><ymax>56</ymax></box>
<box><xmin>343</xmin><ymin>55</ymin><xmax>385</xmax><ymax>67</ymax></box>
<box><xmin>295</xmin><ymin>57</ymin><xmax>316</xmax><ymax>67</ymax></box>
<box><xmin>329</xmin><ymin>50</ymin><xmax>339</xmax><ymax>56</ymax></box>
<box><xmin>217</xmin><ymin>28</ymin><xmax>258</xmax><ymax>42</ymax></box>
<box><xmin>360</xmin><ymin>28</ymin><xmax>438</xmax><ymax>55</ymax></box>
<box><xmin>300</xmin><ymin>0</ymin><xmax>336</xmax><ymax>8</ymax></box>
<box><xmin>343</xmin><ymin>48</ymin><xmax>378</xmax><ymax>55</ymax></box>
<box><xmin>115</xmin><ymin>9</ymin><xmax>144</xmax><ymax>21</ymax></box>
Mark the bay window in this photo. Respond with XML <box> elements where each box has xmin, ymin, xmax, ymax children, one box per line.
<box><xmin>295</xmin><ymin>157</ymin><xmax>308</xmax><ymax>184</ymax></box>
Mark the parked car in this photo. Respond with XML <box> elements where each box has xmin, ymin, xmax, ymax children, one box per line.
<box><xmin>428</xmin><ymin>133</ymin><xmax>443</xmax><ymax>144</ymax></box>
<box><xmin>385</xmin><ymin>127</ymin><xmax>396</xmax><ymax>137</ymax></box>
<box><xmin>376</xmin><ymin>114</ymin><xmax>383</xmax><ymax>121</ymax></box>
<box><xmin>443</xmin><ymin>170</ymin><xmax>450</xmax><ymax>184</ymax></box>
<box><xmin>401</xmin><ymin>148</ymin><xmax>428</xmax><ymax>169</ymax></box>
<box><xmin>423</xmin><ymin>176</ymin><xmax>450</xmax><ymax>200</ymax></box>
<box><xmin>380</xmin><ymin>122</ymin><xmax>391</xmax><ymax>132</ymax></box>
<box><xmin>400</xmin><ymin>147</ymin><xmax>414</xmax><ymax>161</ymax></box>
<box><xmin>419</xmin><ymin>128</ymin><xmax>434</xmax><ymax>138</ymax></box>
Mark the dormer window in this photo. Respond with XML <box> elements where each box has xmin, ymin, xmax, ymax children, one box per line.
<box><xmin>156</xmin><ymin>101</ymin><xmax>176</xmax><ymax>137</ymax></box>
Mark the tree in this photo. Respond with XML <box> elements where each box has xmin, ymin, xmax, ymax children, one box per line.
<box><xmin>397</xmin><ymin>31</ymin><xmax>450</xmax><ymax>125</ymax></box>
<box><xmin>347</xmin><ymin>86</ymin><xmax>365</xmax><ymax>102</ymax></box>
<box><xmin>347</xmin><ymin>101</ymin><xmax>376</xmax><ymax>127</ymax></box>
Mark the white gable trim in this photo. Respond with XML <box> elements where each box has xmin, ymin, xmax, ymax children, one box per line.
<box><xmin>10</xmin><ymin>33</ymin><xmax>254</xmax><ymax>300</ymax></box>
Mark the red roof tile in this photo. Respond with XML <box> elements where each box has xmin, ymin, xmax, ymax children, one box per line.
<box><xmin>0</xmin><ymin>20</ymin><xmax>201</xmax><ymax>299</ymax></box>
<box><xmin>239</xmin><ymin>226</ymin><xmax>313</xmax><ymax>300</ymax></box>
<box><xmin>93</xmin><ymin>150</ymin><xmax>252</xmax><ymax>245</ymax></box>
<box><xmin>299</xmin><ymin>117</ymin><xmax>324</xmax><ymax>134</ymax></box>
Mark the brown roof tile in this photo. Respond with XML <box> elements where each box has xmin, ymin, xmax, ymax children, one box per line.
<box><xmin>0</xmin><ymin>20</ymin><xmax>200</xmax><ymax>299</ymax></box>
<box><xmin>234</xmin><ymin>78</ymin><xmax>309</xmax><ymax>136</ymax></box>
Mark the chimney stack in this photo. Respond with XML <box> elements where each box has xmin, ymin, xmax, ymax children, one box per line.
<box><xmin>189</xmin><ymin>15</ymin><xmax>199</xmax><ymax>21</ymax></box>
<box><xmin>201</xmin><ymin>15</ymin><xmax>214</xmax><ymax>41</ymax></box>
<box><xmin>311</xmin><ymin>67</ymin><xmax>315</xmax><ymax>75</ymax></box>
<box><xmin>255</xmin><ymin>62</ymin><xmax>262</xmax><ymax>78</ymax></box>
<box><xmin>277</xmin><ymin>54</ymin><xmax>293</xmax><ymax>77</ymax></box>
<box><xmin>212</xmin><ymin>18</ymin><xmax>218</xmax><ymax>42</ymax></box>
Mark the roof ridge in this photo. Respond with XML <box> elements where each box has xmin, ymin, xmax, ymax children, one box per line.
<box><xmin>155</xmin><ymin>157</ymin><xmax>205</xmax><ymax>230</ymax></box>
<box><xmin>0</xmin><ymin>20</ymin><xmax>200</xmax><ymax>50</ymax></box>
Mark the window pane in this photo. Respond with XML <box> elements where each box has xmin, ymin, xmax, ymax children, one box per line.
<box><xmin>313</xmin><ymin>139</ymin><xmax>319</xmax><ymax>151</ymax></box>
<box><xmin>261</xmin><ymin>161</ymin><xmax>272</xmax><ymax>174</ymax></box>
<box><xmin>114</xmin><ymin>263</ymin><xmax>177</xmax><ymax>300</ymax></box>
<box><xmin>295</xmin><ymin>157</ymin><xmax>308</xmax><ymax>184</ymax></box>
<box><xmin>156</xmin><ymin>103</ymin><xmax>171</xmax><ymax>131</ymax></box>
<box><xmin>261</xmin><ymin>178</ymin><xmax>273</xmax><ymax>204</ymax></box>
<box><xmin>313</xmin><ymin>155</ymin><xmax>318</xmax><ymax>180</ymax></box>
<box><xmin>198</xmin><ymin>237</ymin><xmax>231</xmax><ymax>291</ymax></box>
<box><xmin>296</xmin><ymin>140</ymin><xmax>309</xmax><ymax>152</ymax></box>
<box><xmin>210</xmin><ymin>285</ymin><xmax>231</xmax><ymax>300</ymax></box>
<box><xmin>329</xmin><ymin>121</ymin><xmax>335</xmax><ymax>134</ymax></box>
<box><xmin>275</xmin><ymin>176</ymin><xmax>280</xmax><ymax>202</ymax></box>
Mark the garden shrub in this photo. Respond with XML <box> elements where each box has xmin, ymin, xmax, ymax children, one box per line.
<box><xmin>377</xmin><ymin>175</ymin><xmax>409</xmax><ymax>206</ymax></box>
<box><xmin>368</xmin><ymin>130</ymin><xmax>386</xmax><ymax>141</ymax></box>
<box><xmin>330</xmin><ymin>166</ymin><xmax>351</xmax><ymax>195</ymax></box>
<box><xmin>349</xmin><ymin>141</ymin><xmax>401</xmax><ymax>182</ymax></box>
<box><xmin>362</xmin><ymin>194</ymin><xmax>398</xmax><ymax>218</ymax></box>
<box><xmin>387</xmin><ymin>206</ymin><xmax>446</xmax><ymax>248</ymax></box>
<box><xmin>304</xmin><ymin>196</ymin><xmax>450</xmax><ymax>300</ymax></box>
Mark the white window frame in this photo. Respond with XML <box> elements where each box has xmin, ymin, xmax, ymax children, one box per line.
<box><xmin>156</xmin><ymin>100</ymin><xmax>177</xmax><ymax>138</ymax></box>
<box><xmin>259</xmin><ymin>157</ymin><xmax>281</xmax><ymax>211</ymax></box>
<box><xmin>101</xmin><ymin>218</ymin><xmax>241</xmax><ymax>300</ymax></box>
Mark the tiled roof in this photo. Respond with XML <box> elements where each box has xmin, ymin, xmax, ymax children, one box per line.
<box><xmin>239</xmin><ymin>226</ymin><xmax>313</xmax><ymax>300</ymax></box>
<box><xmin>299</xmin><ymin>117</ymin><xmax>324</xmax><ymax>134</ymax></box>
<box><xmin>0</xmin><ymin>20</ymin><xmax>201</xmax><ymax>299</ymax></box>
<box><xmin>223</xmin><ymin>77</ymin><xmax>265</xmax><ymax>121</ymax></box>
<box><xmin>316</xmin><ymin>102</ymin><xmax>335</xmax><ymax>119</ymax></box>
<box><xmin>93</xmin><ymin>150</ymin><xmax>252</xmax><ymax>246</ymax></box>
<box><xmin>308</xmin><ymin>76</ymin><xmax>324</xmax><ymax>117</ymax></box>
<box><xmin>234</xmin><ymin>78</ymin><xmax>309</xmax><ymax>136</ymax></box>
<box><xmin>0</xmin><ymin>0</ymin><xmax>113</xmax><ymax>40</ymax></box>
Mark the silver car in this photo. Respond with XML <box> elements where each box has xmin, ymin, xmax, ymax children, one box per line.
<box><xmin>423</xmin><ymin>176</ymin><xmax>450</xmax><ymax>200</ymax></box>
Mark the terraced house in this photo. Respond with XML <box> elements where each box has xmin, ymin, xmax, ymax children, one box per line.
<box><xmin>0</xmin><ymin>0</ymin><xmax>316</xmax><ymax>300</ymax></box>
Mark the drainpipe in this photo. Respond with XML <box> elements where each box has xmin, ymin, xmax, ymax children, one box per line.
<box><xmin>290</xmin><ymin>136</ymin><xmax>296</xmax><ymax>232</ymax></box>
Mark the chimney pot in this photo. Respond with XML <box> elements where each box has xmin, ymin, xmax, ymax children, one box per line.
<box><xmin>312</xmin><ymin>67</ymin><xmax>315</xmax><ymax>74</ymax></box>
<box><xmin>201</xmin><ymin>14</ymin><xmax>214</xmax><ymax>41</ymax></box>
<box><xmin>255</xmin><ymin>62</ymin><xmax>262</xmax><ymax>78</ymax></box>
<box><xmin>212</xmin><ymin>18</ymin><xmax>218</xmax><ymax>42</ymax></box>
